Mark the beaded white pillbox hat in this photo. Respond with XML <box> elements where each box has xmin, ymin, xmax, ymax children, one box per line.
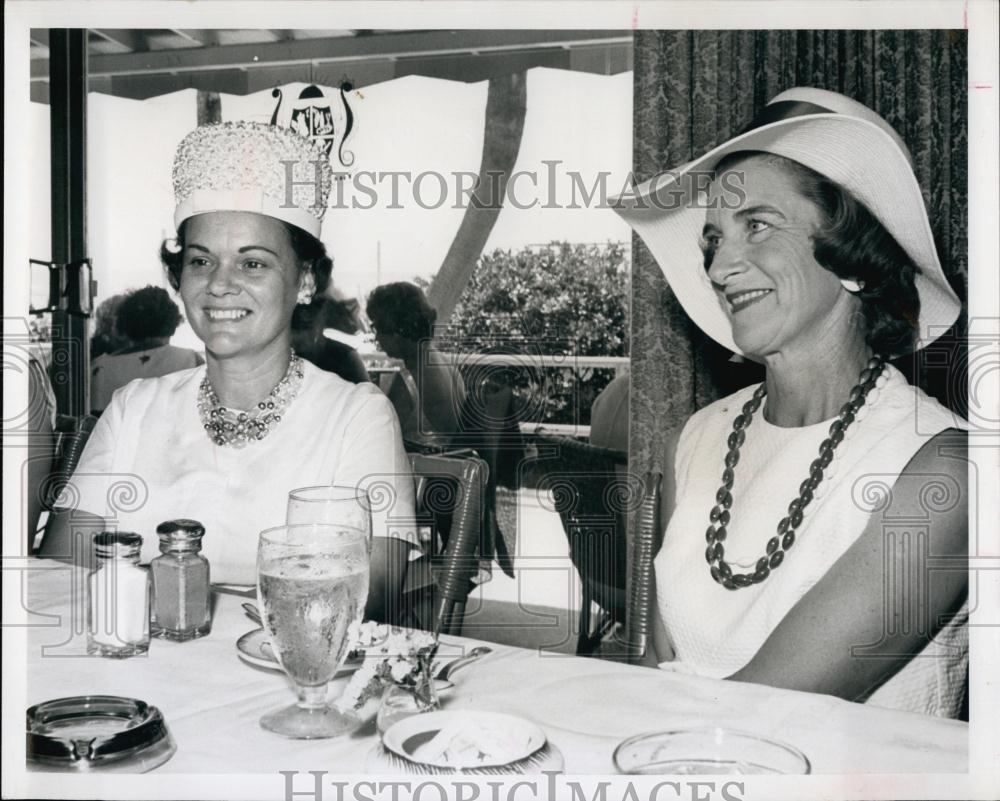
<box><xmin>172</xmin><ymin>120</ymin><xmax>334</xmax><ymax>238</ymax></box>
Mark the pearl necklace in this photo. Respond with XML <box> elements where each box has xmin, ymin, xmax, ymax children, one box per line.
<box><xmin>705</xmin><ymin>355</ymin><xmax>886</xmax><ymax>590</ymax></box>
<box><xmin>197</xmin><ymin>353</ymin><xmax>304</xmax><ymax>449</ymax></box>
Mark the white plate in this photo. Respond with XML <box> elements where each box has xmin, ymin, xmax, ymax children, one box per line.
<box><xmin>382</xmin><ymin>710</ymin><xmax>547</xmax><ymax>771</ymax></box>
<box><xmin>236</xmin><ymin>628</ymin><xmax>361</xmax><ymax>675</ymax></box>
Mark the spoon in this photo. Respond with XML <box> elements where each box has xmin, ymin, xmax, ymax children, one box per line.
<box><xmin>434</xmin><ymin>645</ymin><xmax>493</xmax><ymax>690</ymax></box>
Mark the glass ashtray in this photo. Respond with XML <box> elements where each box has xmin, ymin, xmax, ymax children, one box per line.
<box><xmin>27</xmin><ymin>695</ymin><xmax>176</xmax><ymax>772</ymax></box>
<box><xmin>613</xmin><ymin>726</ymin><xmax>810</xmax><ymax>775</ymax></box>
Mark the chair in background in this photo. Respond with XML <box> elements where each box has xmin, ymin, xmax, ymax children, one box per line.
<box><xmin>624</xmin><ymin>471</ymin><xmax>663</xmax><ymax>664</ymax></box>
<box><xmin>30</xmin><ymin>414</ymin><xmax>98</xmax><ymax>553</ymax></box>
<box><xmin>531</xmin><ymin>432</ymin><xmax>631</xmax><ymax>655</ymax></box>
<box><xmin>52</xmin><ymin>414</ymin><xmax>99</xmax><ymax>479</ymax></box>
<box><xmin>452</xmin><ymin>380</ymin><xmax>523</xmax><ymax>578</ymax></box>
<box><xmin>402</xmin><ymin>451</ymin><xmax>488</xmax><ymax>636</ymax></box>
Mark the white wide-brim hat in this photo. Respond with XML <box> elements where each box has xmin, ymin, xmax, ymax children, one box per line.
<box><xmin>612</xmin><ymin>87</ymin><xmax>961</xmax><ymax>357</ymax></box>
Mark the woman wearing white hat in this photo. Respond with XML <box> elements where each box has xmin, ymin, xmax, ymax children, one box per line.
<box><xmin>41</xmin><ymin>121</ymin><xmax>417</xmax><ymax>622</ymax></box>
<box><xmin>616</xmin><ymin>88</ymin><xmax>968</xmax><ymax>717</ymax></box>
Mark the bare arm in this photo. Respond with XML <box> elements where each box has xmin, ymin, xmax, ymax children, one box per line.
<box><xmin>36</xmin><ymin>395</ymin><xmax>117</xmax><ymax>568</ymax></box>
<box><xmin>38</xmin><ymin>508</ymin><xmax>109</xmax><ymax>571</ymax></box>
<box><xmin>338</xmin><ymin>388</ymin><xmax>421</xmax><ymax>623</ymax></box>
<box><xmin>728</xmin><ymin>429</ymin><xmax>968</xmax><ymax>700</ymax></box>
<box><xmin>419</xmin><ymin>364</ymin><xmax>465</xmax><ymax>435</ymax></box>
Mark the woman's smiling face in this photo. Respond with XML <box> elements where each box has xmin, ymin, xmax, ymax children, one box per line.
<box><xmin>702</xmin><ymin>155</ymin><xmax>845</xmax><ymax>359</ymax></box>
<box><xmin>179</xmin><ymin>211</ymin><xmax>309</xmax><ymax>362</ymax></box>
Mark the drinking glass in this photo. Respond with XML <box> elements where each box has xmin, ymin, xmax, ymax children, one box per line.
<box><xmin>256</xmin><ymin>523</ymin><xmax>370</xmax><ymax>739</ymax></box>
<box><xmin>287</xmin><ymin>486</ymin><xmax>373</xmax><ymax>550</ymax></box>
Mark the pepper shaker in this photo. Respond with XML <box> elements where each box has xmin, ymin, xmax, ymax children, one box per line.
<box><xmin>150</xmin><ymin>519</ymin><xmax>211</xmax><ymax>641</ymax></box>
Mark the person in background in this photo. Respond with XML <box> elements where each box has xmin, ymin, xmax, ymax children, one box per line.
<box><xmin>366</xmin><ymin>282</ymin><xmax>466</xmax><ymax>450</ymax></box>
<box><xmin>90</xmin><ymin>285</ymin><xmax>203</xmax><ymax>414</ymax></box>
<box><xmin>292</xmin><ymin>293</ymin><xmax>370</xmax><ymax>384</ymax></box>
<box><xmin>89</xmin><ymin>293</ymin><xmax>129</xmax><ymax>359</ymax></box>
<box><xmin>588</xmin><ymin>369</ymin><xmax>629</xmax><ymax>454</ymax></box>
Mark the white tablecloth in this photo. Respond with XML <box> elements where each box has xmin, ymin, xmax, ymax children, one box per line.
<box><xmin>21</xmin><ymin>560</ymin><xmax>967</xmax><ymax>775</ymax></box>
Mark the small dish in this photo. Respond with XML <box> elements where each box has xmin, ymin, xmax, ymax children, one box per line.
<box><xmin>382</xmin><ymin>710</ymin><xmax>548</xmax><ymax>772</ymax></box>
<box><xmin>236</xmin><ymin>628</ymin><xmax>362</xmax><ymax>675</ymax></box>
<box><xmin>613</xmin><ymin>727</ymin><xmax>811</xmax><ymax>775</ymax></box>
<box><xmin>236</xmin><ymin>628</ymin><xmax>282</xmax><ymax>670</ymax></box>
<box><xmin>27</xmin><ymin>695</ymin><xmax>175</xmax><ymax>772</ymax></box>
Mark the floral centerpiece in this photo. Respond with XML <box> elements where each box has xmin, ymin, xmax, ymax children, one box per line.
<box><xmin>336</xmin><ymin>622</ymin><xmax>439</xmax><ymax>715</ymax></box>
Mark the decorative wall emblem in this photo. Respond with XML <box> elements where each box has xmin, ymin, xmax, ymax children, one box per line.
<box><xmin>271</xmin><ymin>83</ymin><xmax>355</xmax><ymax>169</ymax></box>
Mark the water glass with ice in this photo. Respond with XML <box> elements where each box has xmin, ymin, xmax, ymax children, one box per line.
<box><xmin>256</xmin><ymin>523</ymin><xmax>370</xmax><ymax>739</ymax></box>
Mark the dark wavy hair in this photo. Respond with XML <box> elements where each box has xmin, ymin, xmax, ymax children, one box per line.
<box><xmin>91</xmin><ymin>293</ymin><xmax>130</xmax><ymax>358</ymax></box>
<box><xmin>116</xmin><ymin>286</ymin><xmax>183</xmax><ymax>341</ymax></box>
<box><xmin>712</xmin><ymin>151</ymin><xmax>921</xmax><ymax>356</ymax></box>
<box><xmin>159</xmin><ymin>217</ymin><xmax>333</xmax><ymax>330</ymax></box>
<box><xmin>366</xmin><ymin>282</ymin><xmax>437</xmax><ymax>342</ymax></box>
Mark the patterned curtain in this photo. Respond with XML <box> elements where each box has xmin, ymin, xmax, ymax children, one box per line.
<box><xmin>629</xmin><ymin>29</ymin><xmax>968</xmax><ymax>479</ymax></box>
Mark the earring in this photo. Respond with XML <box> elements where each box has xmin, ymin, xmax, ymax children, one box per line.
<box><xmin>297</xmin><ymin>288</ymin><xmax>315</xmax><ymax>305</ymax></box>
<box><xmin>840</xmin><ymin>278</ymin><xmax>865</xmax><ymax>293</ymax></box>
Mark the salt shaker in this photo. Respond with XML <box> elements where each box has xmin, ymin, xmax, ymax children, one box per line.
<box><xmin>87</xmin><ymin>532</ymin><xmax>150</xmax><ymax>658</ymax></box>
<box><xmin>150</xmin><ymin>519</ymin><xmax>211</xmax><ymax>641</ymax></box>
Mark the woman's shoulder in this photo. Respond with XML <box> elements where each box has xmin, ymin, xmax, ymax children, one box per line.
<box><xmin>664</xmin><ymin>385</ymin><xmax>759</xmax><ymax>480</ymax></box>
<box><xmin>96</xmin><ymin>366</ymin><xmax>202</xmax><ymax>434</ymax></box>
<box><xmin>109</xmin><ymin>365</ymin><xmax>203</xmax><ymax>408</ymax></box>
<box><xmin>681</xmin><ymin>384</ymin><xmax>760</xmax><ymax>441</ymax></box>
<box><xmin>879</xmin><ymin>364</ymin><xmax>968</xmax><ymax>434</ymax></box>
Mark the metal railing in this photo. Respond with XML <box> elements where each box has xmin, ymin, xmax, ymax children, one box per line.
<box><xmin>364</xmin><ymin>351</ymin><xmax>628</xmax><ymax>374</ymax></box>
<box><xmin>27</xmin><ymin>341</ymin><xmax>626</xmax><ymax>439</ymax></box>
<box><xmin>363</xmin><ymin>351</ymin><xmax>629</xmax><ymax>438</ymax></box>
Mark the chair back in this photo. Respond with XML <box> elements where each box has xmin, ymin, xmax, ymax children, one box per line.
<box><xmin>409</xmin><ymin>452</ymin><xmax>488</xmax><ymax>637</ymax></box>
<box><xmin>455</xmin><ymin>381</ymin><xmax>524</xmax><ymax>490</ymax></box>
<box><xmin>46</xmin><ymin>414</ymin><xmax>99</xmax><ymax>509</ymax></box>
<box><xmin>53</xmin><ymin>414</ymin><xmax>99</xmax><ymax>481</ymax></box>
<box><xmin>531</xmin><ymin>433</ymin><xmax>631</xmax><ymax>653</ymax></box>
<box><xmin>624</xmin><ymin>471</ymin><xmax>662</xmax><ymax>664</ymax></box>
<box><xmin>29</xmin><ymin>414</ymin><xmax>98</xmax><ymax>554</ymax></box>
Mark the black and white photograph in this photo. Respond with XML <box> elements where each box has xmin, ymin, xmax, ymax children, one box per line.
<box><xmin>3</xmin><ymin>2</ymin><xmax>998</xmax><ymax>800</ymax></box>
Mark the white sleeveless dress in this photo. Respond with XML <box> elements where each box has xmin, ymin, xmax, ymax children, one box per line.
<box><xmin>654</xmin><ymin>365</ymin><xmax>968</xmax><ymax>717</ymax></box>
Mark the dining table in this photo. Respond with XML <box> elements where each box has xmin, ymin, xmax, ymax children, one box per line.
<box><xmin>19</xmin><ymin>559</ymin><xmax>968</xmax><ymax>778</ymax></box>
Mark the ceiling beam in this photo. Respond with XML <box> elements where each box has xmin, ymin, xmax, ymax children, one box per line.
<box><xmin>170</xmin><ymin>29</ymin><xmax>219</xmax><ymax>47</ymax></box>
<box><xmin>31</xmin><ymin>29</ymin><xmax>630</xmax><ymax>80</ymax></box>
<box><xmin>91</xmin><ymin>29</ymin><xmax>147</xmax><ymax>53</ymax></box>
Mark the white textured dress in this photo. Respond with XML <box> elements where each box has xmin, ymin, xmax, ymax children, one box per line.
<box><xmin>60</xmin><ymin>360</ymin><xmax>418</xmax><ymax>583</ymax></box>
<box><xmin>655</xmin><ymin>365</ymin><xmax>968</xmax><ymax>717</ymax></box>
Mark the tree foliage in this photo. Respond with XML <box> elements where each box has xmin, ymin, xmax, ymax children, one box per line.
<box><xmin>441</xmin><ymin>242</ymin><xmax>629</xmax><ymax>425</ymax></box>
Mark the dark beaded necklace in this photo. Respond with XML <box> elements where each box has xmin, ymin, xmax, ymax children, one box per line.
<box><xmin>705</xmin><ymin>355</ymin><xmax>886</xmax><ymax>590</ymax></box>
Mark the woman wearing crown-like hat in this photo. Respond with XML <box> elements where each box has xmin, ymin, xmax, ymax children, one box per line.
<box><xmin>41</xmin><ymin>122</ymin><xmax>416</xmax><ymax>622</ymax></box>
<box><xmin>616</xmin><ymin>88</ymin><xmax>968</xmax><ymax>717</ymax></box>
